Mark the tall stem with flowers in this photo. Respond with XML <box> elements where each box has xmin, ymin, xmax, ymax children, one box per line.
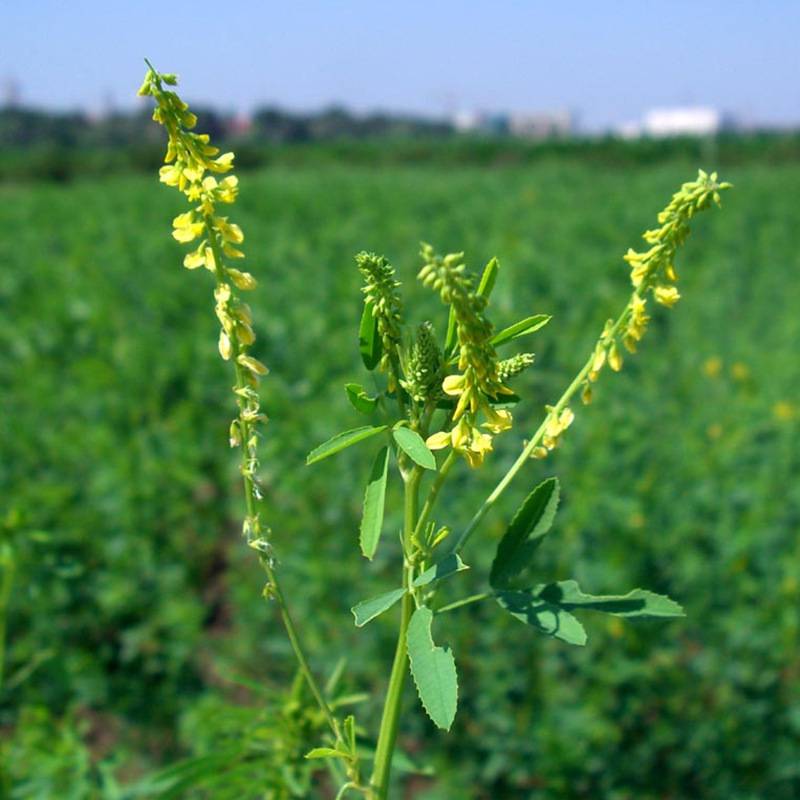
<box><xmin>140</xmin><ymin>63</ymin><xmax>729</xmax><ymax>800</ymax></box>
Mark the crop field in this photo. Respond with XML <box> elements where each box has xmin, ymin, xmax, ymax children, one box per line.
<box><xmin>2</xmin><ymin>157</ymin><xmax>799</xmax><ymax>798</ymax></box>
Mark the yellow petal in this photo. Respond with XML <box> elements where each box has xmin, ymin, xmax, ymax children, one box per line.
<box><xmin>442</xmin><ymin>374</ymin><xmax>466</xmax><ymax>396</ymax></box>
<box><xmin>425</xmin><ymin>431</ymin><xmax>451</xmax><ymax>450</ymax></box>
<box><xmin>227</xmin><ymin>268</ymin><xmax>257</xmax><ymax>290</ymax></box>
<box><xmin>218</xmin><ymin>331</ymin><xmax>232</xmax><ymax>360</ymax></box>
<box><xmin>237</xmin><ymin>354</ymin><xmax>269</xmax><ymax>375</ymax></box>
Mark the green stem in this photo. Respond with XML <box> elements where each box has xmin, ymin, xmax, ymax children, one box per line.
<box><xmin>413</xmin><ymin>449</ymin><xmax>458</xmax><ymax>545</ymax></box>
<box><xmin>205</xmin><ymin>221</ymin><xmax>341</xmax><ymax>745</ymax></box>
<box><xmin>437</xmin><ymin>592</ymin><xmax>490</xmax><ymax>614</ymax></box>
<box><xmin>449</xmin><ymin>293</ymin><xmax>638</xmax><ymax>555</ymax></box>
<box><xmin>370</xmin><ymin>470</ymin><xmax>420</xmax><ymax>798</ymax></box>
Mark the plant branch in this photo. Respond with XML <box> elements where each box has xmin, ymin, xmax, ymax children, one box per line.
<box><xmin>449</xmin><ymin>291</ymin><xmax>639</xmax><ymax>554</ymax></box>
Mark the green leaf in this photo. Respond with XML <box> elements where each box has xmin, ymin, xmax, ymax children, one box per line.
<box><xmin>490</xmin><ymin>314</ymin><xmax>552</xmax><ymax>347</ymax></box>
<box><xmin>392</xmin><ymin>427</ymin><xmax>436</xmax><ymax>470</ymax></box>
<box><xmin>359</xmin><ymin>445</ymin><xmax>390</xmax><ymax>559</ymax></box>
<box><xmin>495</xmin><ymin>581</ymin><xmax>683</xmax><ymax>647</ymax></box>
<box><xmin>490</xmin><ymin>477</ymin><xmax>560</xmax><ymax>589</ymax></box>
<box><xmin>477</xmin><ymin>256</ymin><xmax>499</xmax><ymax>298</ymax></box>
<box><xmin>351</xmin><ymin>588</ymin><xmax>406</xmax><ymax>627</ymax></box>
<box><xmin>443</xmin><ymin>306</ymin><xmax>457</xmax><ymax>358</ymax></box>
<box><xmin>358</xmin><ymin>301</ymin><xmax>382</xmax><ymax>370</ymax></box>
<box><xmin>306</xmin><ymin>425</ymin><xmax>388</xmax><ymax>465</ymax></box>
<box><xmin>534</xmin><ymin>580</ymin><xmax>685</xmax><ymax>618</ymax></box>
<box><xmin>345</xmin><ymin>383</ymin><xmax>378</xmax><ymax>415</ymax></box>
<box><xmin>305</xmin><ymin>747</ymin><xmax>350</xmax><ymax>760</ymax></box>
<box><xmin>407</xmin><ymin>607</ymin><xmax>458</xmax><ymax>730</ymax></box>
<box><xmin>413</xmin><ymin>554</ymin><xmax>469</xmax><ymax>587</ymax></box>
<box><xmin>495</xmin><ymin>590</ymin><xmax>587</xmax><ymax>646</ymax></box>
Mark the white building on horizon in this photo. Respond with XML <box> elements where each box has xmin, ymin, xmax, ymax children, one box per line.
<box><xmin>642</xmin><ymin>107</ymin><xmax>732</xmax><ymax>137</ymax></box>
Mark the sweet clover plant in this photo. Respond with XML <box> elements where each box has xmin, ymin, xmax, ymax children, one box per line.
<box><xmin>139</xmin><ymin>63</ymin><xmax>730</xmax><ymax>798</ymax></box>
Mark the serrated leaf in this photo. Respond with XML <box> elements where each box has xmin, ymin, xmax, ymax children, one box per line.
<box><xmin>351</xmin><ymin>588</ymin><xmax>406</xmax><ymax>627</ymax></box>
<box><xmin>306</xmin><ymin>425</ymin><xmax>388</xmax><ymax>465</ymax></box>
<box><xmin>490</xmin><ymin>314</ymin><xmax>551</xmax><ymax>347</ymax></box>
<box><xmin>359</xmin><ymin>301</ymin><xmax>382</xmax><ymax>370</ymax></box>
<box><xmin>305</xmin><ymin>747</ymin><xmax>350</xmax><ymax>760</ymax></box>
<box><xmin>477</xmin><ymin>256</ymin><xmax>499</xmax><ymax>298</ymax></box>
<box><xmin>490</xmin><ymin>477</ymin><xmax>560</xmax><ymax>589</ymax></box>
<box><xmin>413</xmin><ymin>554</ymin><xmax>469</xmax><ymax>587</ymax></box>
<box><xmin>407</xmin><ymin>607</ymin><xmax>458</xmax><ymax>730</ymax></box>
<box><xmin>495</xmin><ymin>590</ymin><xmax>587</xmax><ymax>646</ymax></box>
<box><xmin>345</xmin><ymin>382</ymin><xmax>378</xmax><ymax>415</ymax></box>
<box><xmin>359</xmin><ymin>445</ymin><xmax>389</xmax><ymax>559</ymax></box>
<box><xmin>534</xmin><ymin>580</ymin><xmax>685</xmax><ymax>618</ymax></box>
<box><xmin>393</xmin><ymin>427</ymin><xmax>436</xmax><ymax>470</ymax></box>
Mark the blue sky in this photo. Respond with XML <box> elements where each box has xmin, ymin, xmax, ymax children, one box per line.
<box><xmin>4</xmin><ymin>1</ymin><xmax>799</xmax><ymax>129</ymax></box>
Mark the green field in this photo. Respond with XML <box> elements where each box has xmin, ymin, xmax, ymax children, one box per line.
<box><xmin>2</xmin><ymin>157</ymin><xmax>799</xmax><ymax>798</ymax></box>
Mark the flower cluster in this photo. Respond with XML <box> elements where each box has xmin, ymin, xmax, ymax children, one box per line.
<box><xmin>418</xmin><ymin>244</ymin><xmax>514</xmax><ymax>467</ymax></box>
<box><xmin>531</xmin><ymin>406</ymin><xmax>575</xmax><ymax>459</ymax></box>
<box><xmin>140</xmin><ymin>65</ymin><xmax>268</xmax><ymax>548</ymax></box>
<box><xmin>356</xmin><ymin>252</ymin><xmax>403</xmax><ymax>389</ymax></box>
<box><xmin>578</xmin><ymin>170</ymin><xmax>731</xmax><ymax>399</ymax></box>
<box><xmin>401</xmin><ymin>321</ymin><xmax>443</xmax><ymax>406</ymax></box>
<box><xmin>497</xmin><ymin>352</ymin><xmax>535</xmax><ymax>382</ymax></box>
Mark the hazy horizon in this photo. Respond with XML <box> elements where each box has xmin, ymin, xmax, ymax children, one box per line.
<box><xmin>4</xmin><ymin>1</ymin><xmax>799</xmax><ymax>131</ymax></box>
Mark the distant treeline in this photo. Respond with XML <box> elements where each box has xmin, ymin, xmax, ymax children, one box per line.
<box><xmin>1</xmin><ymin>104</ymin><xmax>799</xmax><ymax>182</ymax></box>
<box><xmin>0</xmin><ymin>104</ymin><xmax>452</xmax><ymax>149</ymax></box>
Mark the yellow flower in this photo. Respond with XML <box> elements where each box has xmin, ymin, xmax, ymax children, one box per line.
<box><xmin>464</xmin><ymin>431</ymin><xmax>493</xmax><ymax>468</ymax></box>
<box><xmin>608</xmin><ymin>342</ymin><xmax>623</xmax><ymax>372</ymax></box>
<box><xmin>425</xmin><ymin>431</ymin><xmax>451</xmax><ymax>450</ymax></box>
<box><xmin>731</xmin><ymin>362</ymin><xmax>750</xmax><ymax>381</ymax></box>
<box><xmin>227</xmin><ymin>268</ymin><xmax>258</xmax><ymax>291</ymax></box>
<box><xmin>214</xmin><ymin>217</ymin><xmax>244</xmax><ymax>244</ymax></box>
<box><xmin>703</xmin><ymin>357</ymin><xmax>722</xmax><ymax>378</ymax></box>
<box><xmin>450</xmin><ymin>417</ymin><xmax>471</xmax><ymax>449</ymax></box>
<box><xmin>654</xmin><ymin>285</ymin><xmax>681</xmax><ymax>307</ymax></box>
<box><xmin>773</xmin><ymin>401</ymin><xmax>796</xmax><ymax>421</ymax></box>
<box><xmin>442</xmin><ymin>373</ymin><xmax>466</xmax><ymax>396</ymax></box>
<box><xmin>172</xmin><ymin>211</ymin><xmax>205</xmax><ymax>243</ymax></box>
<box><xmin>183</xmin><ymin>244</ymin><xmax>206</xmax><ymax>269</ymax></box>
<box><xmin>237</xmin><ymin>354</ymin><xmax>269</xmax><ymax>376</ymax></box>
<box><xmin>218</xmin><ymin>331</ymin><xmax>232</xmax><ymax>360</ymax></box>
<box><xmin>483</xmin><ymin>406</ymin><xmax>512</xmax><ymax>434</ymax></box>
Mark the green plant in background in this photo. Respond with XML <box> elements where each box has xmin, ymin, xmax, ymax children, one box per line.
<box><xmin>139</xmin><ymin>64</ymin><xmax>729</xmax><ymax>798</ymax></box>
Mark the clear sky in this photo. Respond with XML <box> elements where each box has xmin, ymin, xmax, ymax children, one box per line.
<box><xmin>4</xmin><ymin>0</ymin><xmax>799</xmax><ymax>130</ymax></box>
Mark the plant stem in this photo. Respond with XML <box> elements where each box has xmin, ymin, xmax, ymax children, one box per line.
<box><xmin>437</xmin><ymin>592</ymin><xmax>490</xmax><ymax>614</ymax></box>
<box><xmin>413</xmin><ymin>449</ymin><xmax>458</xmax><ymax>544</ymax></box>
<box><xmin>449</xmin><ymin>294</ymin><xmax>638</xmax><ymax>555</ymax></box>
<box><xmin>205</xmin><ymin>221</ymin><xmax>342</xmax><ymax>744</ymax></box>
<box><xmin>370</xmin><ymin>469</ymin><xmax>421</xmax><ymax>798</ymax></box>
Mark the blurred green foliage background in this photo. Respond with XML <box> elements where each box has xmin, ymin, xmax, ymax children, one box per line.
<box><xmin>1</xmin><ymin>154</ymin><xmax>798</xmax><ymax>798</ymax></box>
